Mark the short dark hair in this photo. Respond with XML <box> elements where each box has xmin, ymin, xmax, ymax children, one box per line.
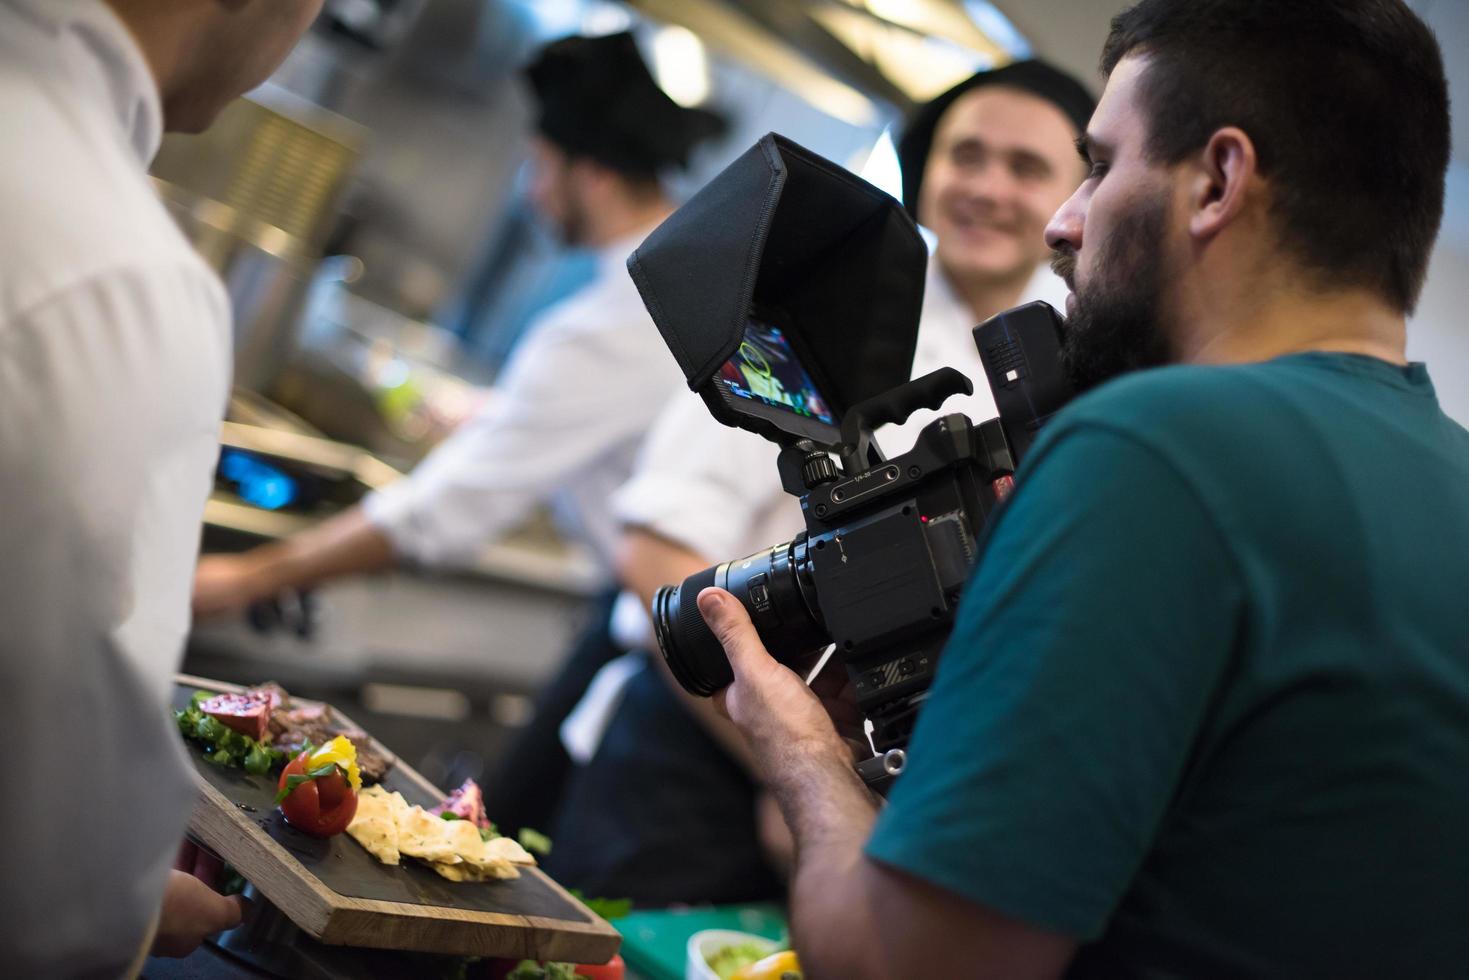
<box><xmin>1101</xmin><ymin>0</ymin><xmax>1450</xmax><ymax>313</ymax></box>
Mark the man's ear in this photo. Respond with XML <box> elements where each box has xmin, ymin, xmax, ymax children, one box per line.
<box><xmin>573</xmin><ymin>157</ymin><xmax>621</xmax><ymax>198</ymax></box>
<box><xmin>1186</xmin><ymin>126</ymin><xmax>1258</xmax><ymax>242</ymax></box>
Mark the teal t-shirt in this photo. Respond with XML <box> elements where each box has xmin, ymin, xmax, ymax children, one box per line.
<box><xmin>866</xmin><ymin>353</ymin><xmax>1469</xmax><ymax>978</ymax></box>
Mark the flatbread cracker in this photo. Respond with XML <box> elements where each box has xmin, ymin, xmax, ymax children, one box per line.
<box><xmin>396</xmin><ymin>804</ymin><xmax>462</xmax><ymax>863</ymax></box>
<box><xmin>444</xmin><ymin>819</ymin><xmax>489</xmax><ymax>862</ymax></box>
<box><xmin>482</xmin><ymin>835</ymin><xmax>537</xmax><ymax>866</ymax></box>
<box><xmin>346</xmin><ymin>786</ymin><xmax>401</xmax><ymax>865</ymax></box>
<box><xmin>440</xmin><ymin>821</ymin><xmax>523</xmax><ymax>877</ymax></box>
<box><xmin>428</xmin><ymin>858</ymin><xmax>519</xmax><ymax>882</ymax></box>
<box><xmin>341</xmin><ymin>784</ymin><xmax>528</xmax><ymax>882</ymax></box>
<box><xmin>427</xmin><ymin>861</ymin><xmax>479</xmax><ymax>882</ymax></box>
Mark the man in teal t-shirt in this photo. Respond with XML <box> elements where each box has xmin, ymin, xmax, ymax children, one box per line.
<box><xmin>867</xmin><ymin>351</ymin><xmax>1469</xmax><ymax>977</ymax></box>
<box><xmin>691</xmin><ymin>1</ymin><xmax>1469</xmax><ymax>977</ymax></box>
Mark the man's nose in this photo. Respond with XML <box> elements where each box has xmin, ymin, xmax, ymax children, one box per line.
<box><xmin>963</xmin><ymin>158</ymin><xmax>1012</xmax><ymax>202</ymax></box>
<box><xmin>1045</xmin><ymin>187</ymin><xmax>1085</xmax><ymax>252</ymax></box>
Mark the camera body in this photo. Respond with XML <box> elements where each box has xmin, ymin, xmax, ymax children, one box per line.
<box><xmin>785</xmin><ymin>406</ymin><xmax>1012</xmax><ymax>751</ymax></box>
<box><xmin>652</xmin><ymin>307</ymin><xmax>1069</xmax><ymax>787</ymax></box>
<box><xmin>628</xmin><ymin>134</ymin><xmax>1073</xmax><ymax>789</ymax></box>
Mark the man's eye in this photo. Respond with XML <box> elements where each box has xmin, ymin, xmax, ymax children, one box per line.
<box><xmin>1088</xmin><ymin>161</ymin><xmax>1109</xmax><ymax>180</ymax></box>
<box><xmin>1013</xmin><ymin>160</ymin><xmax>1048</xmax><ymax>181</ymax></box>
<box><xmin>953</xmin><ymin>146</ymin><xmax>984</xmax><ymax>167</ymax></box>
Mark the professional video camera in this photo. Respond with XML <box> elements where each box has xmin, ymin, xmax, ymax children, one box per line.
<box><xmin>627</xmin><ymin>134</ymin><xmax>1074</xmax><ymax>790</ymax></box>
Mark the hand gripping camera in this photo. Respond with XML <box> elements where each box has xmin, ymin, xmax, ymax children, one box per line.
<box><xmin>627</xmin><ymin>134</ymin><xmax>1074</xmax><ymax>790</ymax></box>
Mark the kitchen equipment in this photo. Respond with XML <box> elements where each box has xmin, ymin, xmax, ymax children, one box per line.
<box><xmin>152</xmin><ymin>91</ymin><xmax>364</xmax><ymax>392</ymax></box>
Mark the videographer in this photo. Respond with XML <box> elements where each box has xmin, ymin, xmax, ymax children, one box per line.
<box><xmin>697</xmin><ymin>1</ymin><xmax>1469</xmax><ymax>976</ymax></box>
<box><xmin>540</xmin><ymin>62</ymin><xmax>1095</xmax><ymax>903</ymax></box>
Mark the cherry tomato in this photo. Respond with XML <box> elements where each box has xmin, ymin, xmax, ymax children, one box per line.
<box><xmin>276</xmin><ymin>751</ymin><xmax>358</xmax><ymax>837</ymax></box>
<box><xmin>573</xmin><ymin>954</ymin><xmax>625</xmax><ymax>979</ymax></box>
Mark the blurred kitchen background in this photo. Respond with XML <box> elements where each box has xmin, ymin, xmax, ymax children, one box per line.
<box><xmin>167</xmin><ymin>0</ymin><xmax>1469</xmax><ymax>792</ymax></box>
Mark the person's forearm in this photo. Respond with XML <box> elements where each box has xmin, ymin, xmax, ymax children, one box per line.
<box><xmin>619</xmin><ymin>528</ymin><xmax>764</xmax><ymax>773</ymax></box>
<box><xmin>618</xmin><ymin>527</ymin><xmax>700</xmax><ymax>616</ymax></box>
<box><xmin>245</xmin><ymin>505</ymin><xmax>396</xmax><ymax>597</ymax></box>
<box><xmin>763</xmin><ymin>738</ymin><xmax>886</xmax><ymax>979</ymax></box>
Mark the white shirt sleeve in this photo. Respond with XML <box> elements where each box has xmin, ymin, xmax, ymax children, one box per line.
<box><xmin>362</xmin><ymin>290</ymin><xmax>681</xmax><ymax>569</ymax></box>
<box><xmin>611</xmin><ymin>395</ymin><xmax>794</xmax><ymax>563</ymax></box>
<box><xmin>0</xmin><ymin>261</ymin><xmax>229</xmax><ymax>975</ymax></box>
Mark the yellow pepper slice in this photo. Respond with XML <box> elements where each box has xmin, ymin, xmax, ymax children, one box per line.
<box><xmin>731</xmin><ymin>950</ymin><xmax>802</xmax><ymax>980</ymax></box>
<box><xmin>307</xmin><ymin>735</ymin><xmax>362</xmax><ymax>792</ymax></box>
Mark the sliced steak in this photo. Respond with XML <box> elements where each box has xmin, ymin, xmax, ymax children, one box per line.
<box><xmin>352</xmin><ymin>737</ymin><xmax>395</xmax><ymax>784</ymax></box>
<box><xmin>199</xmin><ymin>692</ymin><xmax>273</xmax><ymax>743</ymax></box>
<box><xmin>235</xmin><ymin>681</ymin><xmax>395</xmax><ymax>783</ymax></box>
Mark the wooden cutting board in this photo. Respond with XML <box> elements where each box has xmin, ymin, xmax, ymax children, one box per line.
<box><xmin>175</xmin><ymin>674</ymin><xmax>621</xmax><ymax>964</ymax></box>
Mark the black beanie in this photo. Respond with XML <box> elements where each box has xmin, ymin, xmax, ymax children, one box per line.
<box><xmin>523</xmin><ymin>32</ymin><xmax>727</xmax><ymax>177</ymax></box>
<box><xmin>897</xmin><ymin>59</ymin><xmax>1096</xmax><ymax>219</ymax></box>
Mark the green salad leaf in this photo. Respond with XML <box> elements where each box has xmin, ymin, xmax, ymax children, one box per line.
<box><xmin>440</xmin><ymin>811</ymin><xmax>504</xmax><ymax>842</ymax></box>
<box><xmin>273</xmin><ymin>763</ymin><xmax>345</xmax><ymax>804</ymax></box>
<box><xmin>441</xmin><ymin>956</ymin><xmax>480</xmax><ymax>980</ymax></box>
<box><xmin>568</xmin><ymin>890</ymin><xmax>631</xmax><ymax>921</ymax></box>
<box><xmin>707</xmin><ymin>943</ymin><xmax>769</xmax><ymax>980</ymax></box>
<box><xmin>517</xmin><ymin>827</ymin><xmax>552</xmax><ymax>856</ymax></box>
<box><xmin>219</xmin><ymin>862</ymin><xmax>247</xmax><ymax>897</ymax></box>
<box><xmin>243</xmin><ymin>743</ymin><xmax>275</xmax><ymax>775</ymax></box>
<box><xmin>175</xmin><ymin>691</ymin><xmax>287</xmax><ymax>776</ymax></box>
<box><xmin>505</xmin><ymin>962</ymin><xmax>579</xmax><ymax>980</ymax></box>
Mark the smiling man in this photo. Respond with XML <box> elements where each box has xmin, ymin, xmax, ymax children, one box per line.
<box><xmin>696</xmin><ymin>0</ymin><xmax>1469</xmax><ymax>977</ymax></box>
<box><xmin>899</xmin><ymin>59</ymin><xmax>1095</xmax><ymax>325</ymax></box>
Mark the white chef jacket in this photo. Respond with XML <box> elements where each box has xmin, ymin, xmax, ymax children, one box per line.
<box><xmin>362</xmin><ymin>226</ymin><xmax>685</xmax><ymax>578</ymax></box>
<box><xmin>559</xmin><ymin>262</ymin><xmax>1065</xmax><ymax>759</ymax></box>
<box><xmin>0</xmin><ymin>1</ymin><xmax>231</xmax><ymax>975</ymax></box>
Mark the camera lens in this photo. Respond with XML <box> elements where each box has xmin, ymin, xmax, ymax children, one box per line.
<box><xmin>653</xmin><ymin>539</ymin><xmax>829</xmax><ymax>696</ymax></box>
<box><xmin>653</xmin><ymin>565</ymin><xmax>727</xmax><ymax>695</ymax></box>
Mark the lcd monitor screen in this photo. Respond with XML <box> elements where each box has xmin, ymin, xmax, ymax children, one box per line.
<box><xmin>714</xmin><ymin>319</ymin><xmax>834</xmax><ymax>423</ymax></box>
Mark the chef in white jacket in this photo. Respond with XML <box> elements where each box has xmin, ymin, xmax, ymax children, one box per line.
<box><xmin>0</xmin><ymin>0</ymin><xmax>322</xmax><ymax>973</ymax></box>
<box><xmin>538</xmin><ymin>61</ymin><xmax>1097</xmax><ymax>905</ymax></box>
<box><xmin>192</xmin><ymin>32</ymin><xmax>724</xmax><ymax>615</ymax></box>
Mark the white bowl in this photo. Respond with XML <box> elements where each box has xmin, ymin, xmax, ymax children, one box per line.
<box><xmin>685</xmin><ymin>928</ymin><xmax>780</xmax><ymax>980</ymax></box>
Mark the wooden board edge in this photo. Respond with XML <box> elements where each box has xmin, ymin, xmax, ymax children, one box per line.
<box><xmin>513</xmin><ymin>912</ymin><xmax>623</xmax><ymax>965</ymax></box>
<box><xmin>524</xmin><ymin>865</ymin><xmax>607</xmax><ymax>924</ymax></box>
<box><xmin>187</xmin><ymin>774</ymin><xmax>337</xmax><ymax>939</ymax></box>
<box><xmin>177</xmin><ymin>672</ymin><xmax>245</xmax><ymax>694</ymax></box>
<box><xmin>312</xmin><ymin>888</ymin><xmax>613</xmax><ymax>933</ymax></box>
<box><xmin>315</xmin><ymin>901</ymin><xmax>621</xmax><ymax>964</ymax></box>
<box><xmin>316</xmin><ymin>907</ymin><xmax>622</xmax><ymax>964</ymax></box>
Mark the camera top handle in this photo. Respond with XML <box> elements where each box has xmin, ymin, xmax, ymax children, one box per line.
<box><xmin>837</xmin><ymin>367</ymin><xmax>975</xmax><ymax>474</ymax></box>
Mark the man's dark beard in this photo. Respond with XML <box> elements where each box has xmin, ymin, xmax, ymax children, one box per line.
<box><xmin>1051</xmin><ymin>195</ymin><xmax>1173</xmax><ymax>393</ymax></box>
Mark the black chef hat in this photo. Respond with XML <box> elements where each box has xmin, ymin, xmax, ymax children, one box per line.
<box><xmin>524</xmin><ymin>32</ymin><xmax>727</xmax><ymax>178</ymax></box>
<box><xmin>897</xmin><ymin>58</ymin><xmax>1096</xmax><ymax>219</ymax></box>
